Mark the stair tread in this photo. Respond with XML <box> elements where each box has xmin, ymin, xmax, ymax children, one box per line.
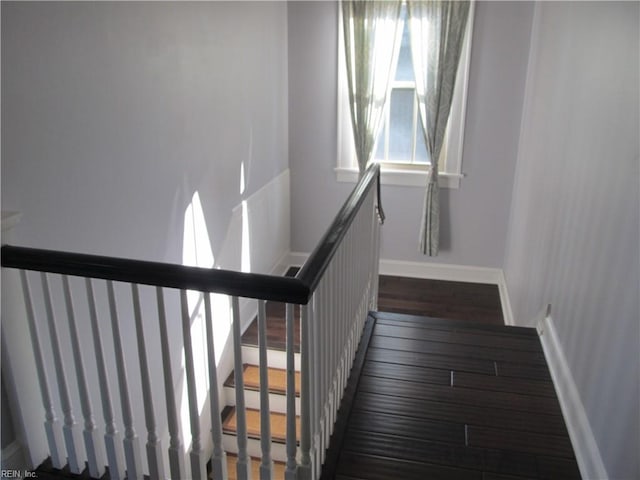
<box><xmin>225</xmin><ymin>364</ymin><xmax>301</xmax><ymax>396</ymax></box>
<box><xmin>210</xmin><ymin>453</ymin><xmax>286</xmax><ymax>480</ymax></box>
<box><xmin>222</xmin><ymin>406</ymin><xmax>301</xmax><ymax>444</ymax></box>
<box><xmin>241</xmin><ymin>303</ymin><xmax>301</xmax><ymax>352</ymax></box>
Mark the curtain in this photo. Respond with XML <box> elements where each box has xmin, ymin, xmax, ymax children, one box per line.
<box><xmin>342</xmin><ymin>0</ymin><xmax>403</xmax><ymax>174</ymax></box>
<box><xmin>408</xmin><ymin>0</ymin><xmax>470</xmax><ymax>256</ymax></box>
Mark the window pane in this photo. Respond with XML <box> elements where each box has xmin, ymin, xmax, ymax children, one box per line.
<box><xmin>387</xmin><ymin>88</ymin><xmax>414</xmax><ymax>163</ymax></box>
<box><xmin>394</xmin><ymin>12</ymin><xmax>413</xmax><ymax>82</ymax></box>
<box><xmin>414</xmin><ymin>117</ymin><xmax>430</xmax><ymax>164</ymax></box>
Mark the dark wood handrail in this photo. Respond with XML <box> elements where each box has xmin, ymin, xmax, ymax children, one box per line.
<box><xmin>1</xmin><ymin>245</ymin><xmax>310</xmax><ymax>304</ymax></box>
<box><xmin>296</xmin><ymin>163</ymin><xmax>380</xmax><ymax>294</ymax></box>
<box><xmin>1</xmin><ymin>163</ymin><xmax>381</xmax><ymax>305</ymax></box>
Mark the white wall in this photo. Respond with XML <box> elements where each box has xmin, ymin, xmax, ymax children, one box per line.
<box><xmin>504</xmin><ymin>2</ymin><xmax>639</xmax><ymax>478</ymax></box>
<box><xmin>1</xmin><ymin>1</ymin><xmax>290</xmax><ymax>474</ymax></box>
<box><xmin>2</xmin><ymin>1</ymin><xmax>288</xmax><ymax>266</ymax></box>
<box><xmin>288</xmin><ymin>1</ymin><xmax>534</xmax><ymax>268</ymax></box>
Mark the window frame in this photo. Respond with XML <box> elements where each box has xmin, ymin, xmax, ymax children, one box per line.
<box><xmin>336</xmin><ymin>0</ymin><xmax>475</xmax><ymax>189</ymax></box>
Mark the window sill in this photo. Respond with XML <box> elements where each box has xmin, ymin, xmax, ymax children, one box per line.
<box><xmin>335</xmin><ymin>166</ymin><xmax>462</xmax><ymax>189</ymax></box>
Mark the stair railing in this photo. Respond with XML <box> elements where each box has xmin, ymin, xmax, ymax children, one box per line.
<box><xmin>1</xmin><ymin>163</ymin><xmax>382</xmax><ymax>480</ymax></box>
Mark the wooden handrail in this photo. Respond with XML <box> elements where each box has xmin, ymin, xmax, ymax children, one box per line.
<box><xmin>1</xmin><ymin>163</ymin><xmax>381</xmax><ymax>305</ymax></box>
<box><xmin>296</xmin><ymin>163</ymin><xmax>380</xmax><ymax>294</ymax></box>
<box><xmin>1</xmin><ymin>245</ymin><xmax>309</xmax><ymax>304</ymax></box>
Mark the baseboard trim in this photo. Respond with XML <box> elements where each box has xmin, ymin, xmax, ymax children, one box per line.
<box><xmin>272</xmin><ymin>249</ymin><xmax>294</xmax><ymax>277</ymax></box>
<box><xmin>379</xmin><ymin>258</ymin><xmax>503</xmax><ymax>284</ymax></box>
<box><xmin>291</xmin><ymin>253</ymin><xmax>515</xmax><ymax>324</ymax></box>
<box><xmin>497</xmin><ymin>271</ymin><xmax>515</xmax><ymax>326</ymax></box>
<box><xmin>292</xmin><ymin>254</ymin><xmax>504</xmax><ymax>285</ymax></box>
<box><xmin>537</xmin><ymin>315</ymin><xmax>608</xmax><ymax>480</ymax></box>
<box><xmin>288</xmin><ymin>252</ymin><xmax>309</xmax><ymax>269</ymax></box>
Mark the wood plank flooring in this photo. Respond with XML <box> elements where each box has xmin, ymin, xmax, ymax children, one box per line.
<box><xmin>323</xmin><ymin>311</ymin><xmax>580</xmax><ymax>480</ymax></box>
<box><xmin>241</xmin><ymin>273</ymin><xmax>503</xmax><ymax>350</ymax></box>
<box><xmin>377</xmin><ymin>275</ymin><xmax>505</xmax><ymax>325</ymax></box>
<box><xmin>240</xmin><ymin>272</ymin><xmax>579</xmax><ymax>479</ymax></box>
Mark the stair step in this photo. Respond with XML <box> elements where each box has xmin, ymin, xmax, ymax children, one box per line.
<box><xmin>210</xmin><ymin>454</ymin><xmax>286</xmax><ymax>480</ymax></box>
<box><xmin>242</xmin><ymin>345</ymin><xmax>301</xmax><ymax>370</ymax></box>
<box><xmin>222</xmin><ymin>406</ymin><xmax>301</xmax><ymax>444</ymax></box>
<box><xmin>225</xmin><ymin>364</ymin><xmax>301</xmax><ymax>396</ymax></box>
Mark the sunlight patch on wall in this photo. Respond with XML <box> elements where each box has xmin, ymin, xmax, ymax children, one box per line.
<box><xmin>182</xmin><ymin>191</ymin><xmax>214</xmax><ymax>269</ymax></box>
<box><xmin>241</xmin><ymin>200</ymin><xmax>251</xmax><ymax>273</ymax></box>
<box><xmin>240</xmin><ymin>161</ymin><xmax>246</xmax><ymax>195</ymax></box>
<box><xmin>181</xmin><ymin>191</ymin><xmax>232</xmax><ymax>358</ymax></box>
<box><xmin>181</xmin><ymin>191</ymin><xmax>231</xmax><ymax>430</ymax></box>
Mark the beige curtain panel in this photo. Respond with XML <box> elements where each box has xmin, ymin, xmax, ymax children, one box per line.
<box><xmin>409</xmin><ymin>0</ymin><xmax>470</xmax><ymax>256</ymax></box>
<box><xmin>342</xmin><ymin>0</ymin><xmax>404</xmax><ymax>174</ymax></box>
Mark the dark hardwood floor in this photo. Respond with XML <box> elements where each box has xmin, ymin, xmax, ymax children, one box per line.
<box><xmin>320</xmin><ymin>289</ymin><xmax>580</xmax><ymax>479</ymax></box>
<box><xmin>241</xmin><ymin>273</ymin><xmax>504</xmax><ymax>350</ymax></box>
<box><xmin>377</xmin><ymin>274</ymin><xmax>504</xmax><ymax>325</ymax></box>
<box><xmin>241</xmin><ymin>272</ymin><xmax>579</xmax><ymax>478</ymax></box>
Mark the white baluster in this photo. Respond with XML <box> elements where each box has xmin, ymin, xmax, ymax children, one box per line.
<box><xmin>106</xmin><ymin>281</ymin><xmax>143</xmax><ymax>479</ymax></box>
<box><xmin>131</xmin><ymin>284</ymin><xmax>165</xmax><ymax>480</ymax></box>
<box><xmin>284</xmin><ymin>303</ymin><xmax>297</xmax><ymax>480</ymax></box>
<box><xmin>20</xmin><ymin>271</ymin><xmax>65</xmax><ymax>469</ymax></box>
<box><xmin>342</xmin><ymin>234</ymin><xmax>350</xmax><ymax>375</ymax></box>
<box><xmin>309</xmin><ymin>292</ymin><xmax>321</xmax><ymax>476</ymax></box>
<box><xmin>41</xmin><ymin>273</ymin><xmax>81</xmax><ymax>473</ymax></box>
<box><xmin>62</xmin><ymin>275</ymin><xmax>104</xmax><ymax>477</ymax></box>
<box><xmin>180</xmin><ymin>290</ymin><xmax>206</xmax><ymax>480</ymax></box>
<box><xmin>85</xmin><ymin>279</ymin><xmax>124</xmax><ymax>479</ymax></box>
<box><xmin>204</xmin><ymin>294</ymin><xmax>227</xmax><ymax>480</ymax></box>
<box><xmin>372</xmin><ymin>197</ymin><xmax>381</xmax><ymax>310</ymax></box>
<box><xmin>298</xmin><ymin>304</ymin><xmax>312</xmax><ymax>480</ymax></box>
<box><xmin>257</xmin><ymin>299</ymin><xmax>273</xmax><ymax>480</ymax></box>
<box><xmin>316</xmin><ymin>280</ymin><xmax>329</xmax><ymax>465</ymax></box>
<box><xmin>231</xmin><ymin>296</ymin><xmax>251</xmax><ymax>480</ymax></box>
<box><xmin>346</xmin><ymin>224</ymin><xmax>355</xmax><ymax>367</ymax></box>
<box><xmin>323</xmin><ymin>271</ymin><xmax>333</xmax><ymax>452</ymax></box>
<box><xmin>155</xmin><ymin>287</ymin><xmax>185</xmax><ymax>479</ymax></box>
<box><xmin>327</xmin><ymin>261</ymin><xmax>337</xmax><ymax>433</ymax></box>
<box><xmin>330</xmin><ymin>259</ymin><xmax>340</xmax><ymax>430</ymax></box>
<box><xmin>343</xmin><ymin>234</ymin><xmax>352</xmax><ymax>389</ymax></box>
<box><xmin>337</xmin><ymin>244</ymin><xmax>345</xmax><ymax>406</ymax></box>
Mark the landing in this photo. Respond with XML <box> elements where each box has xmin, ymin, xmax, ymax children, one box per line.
<box><xmin>377</xmin><ymin>275</ymin><xmax>504</xmax><ymax>325</ymax></box>
<box><xmin>241</xmin><ymin>273</ymin><xmax>505</xmax><ymax>351</ymax></box>
<box><xmin>321</xmin><ymin>312</ymin><xmax>581</xmax><ymax>480</ymax></box>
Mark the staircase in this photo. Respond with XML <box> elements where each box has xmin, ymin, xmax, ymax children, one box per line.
<box><xmin>31</xmin><ymin>300</ymin><xmax>302</xmax><ymax>480</ymax></box>
<box><xmin>219</xmin><ymin>298</ymin><xmax>301</xmax><ymax>478</ymax></box>
<box><xmin>2</xmin><ymin>164</ymin><xmax>383</xmax><ymax>480</ymax></box>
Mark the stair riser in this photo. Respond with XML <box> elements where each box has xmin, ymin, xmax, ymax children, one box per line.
<box><xmin>242</xmin><ymin>346</ymin><xmax>301</xmax><ymax>370</ymax></box>
<box><xmin>224</xmin><ymin>387</ymin><xmax>301</xmax><ymax>414</ymax></box>
<box><xmin>222</xmin><ymin>434</ymin><xmax>288</xmax><ymax>463</ymax></box>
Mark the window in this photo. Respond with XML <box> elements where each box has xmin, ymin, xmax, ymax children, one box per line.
<box><xmin>336</xmin><ymin>1</ymin><xmax>475</xmax><ymax>188</ymax></box>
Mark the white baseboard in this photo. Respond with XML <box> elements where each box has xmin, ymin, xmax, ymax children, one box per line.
<box><xmin>271</xmin><ymin>249</ymin><xmax>294</xmax><ymax>277</ymax></box>
<box><xmin>379</xmin><ymin>258</ymin><xmax>503</xmax><ymax>284</ymax></box>
<box><xmin>290</xmin><ymin>253</ymin><xmax>515</xmax><ymax>324</ymax></box>
<box><xmin>537</xmin><ymin>315</ymin><xmax>608</xmax><ymax>480</ymax></box>
<box><xmin>291</xmin><ymin>254</ymin><xmax>504</xmax><ymax>284</ymax></box>
<box><xmin>288</xmin><ymin>251</ymin><xmax>309</xmax><ymax>269</ymax></box>
<box><xmin>497</xmin><ymin>271</ymin><xmax>515</xmax><ymax>326</ymax></box>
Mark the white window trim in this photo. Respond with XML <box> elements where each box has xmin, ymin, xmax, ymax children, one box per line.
<box><xmin>336</xmin><ymin>0</ymin><xmax>475</xmax><ymax>189</ymax></box>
